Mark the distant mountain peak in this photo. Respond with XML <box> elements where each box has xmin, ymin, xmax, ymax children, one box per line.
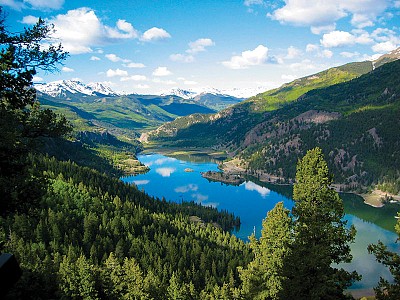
<box><xmin>35</xmin><ymin>80</ymin><xmax>118</xmax><ymax>98</ymax></box>
<box><xmin>160</xmin><ymin>88</ymin><xmax>197</xmax><ymax>99</ymax></box>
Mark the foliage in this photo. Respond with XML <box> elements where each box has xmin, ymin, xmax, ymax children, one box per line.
<box><xmin>284</xmin><ymin>148</ymin><xmax>359</xmax><ymax>299</ymax></box>
<box><xmin>0</xmin><ymin>8</ymin><xmax>70</xmax><ymax>214</ymax></box>
<box><xmin>1</xmin><ymin>155</ymin><xmax>251</xmax><ymax>299</ymax></box>
<box><xmin>239</xmin><ymin>202</ymin><xmax>292</xmax><ymax>300</ymax></box>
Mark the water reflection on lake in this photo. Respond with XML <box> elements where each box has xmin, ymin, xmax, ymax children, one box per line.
<box><xmin>122</xmin><ymin>153</ymin><xmax>400</xmax><ymax>291</ymax></box>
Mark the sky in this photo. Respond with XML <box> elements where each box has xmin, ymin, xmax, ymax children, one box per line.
<box><xmin>1</xmin><ymin>0</ymin><xmax>400</xmax><ymax>95</ymax></box>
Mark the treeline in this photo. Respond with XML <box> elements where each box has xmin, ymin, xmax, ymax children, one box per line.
<box><xmin>1</xmin><ymin>154</ymin><xmax>250</xmax><ymax>299</ymax></box>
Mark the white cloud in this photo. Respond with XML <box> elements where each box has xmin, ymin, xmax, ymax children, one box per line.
<box><xmin>156</xmin><ymin>167</ymin><xmax>176</xmax><ymax>177</ymax></box>
<box><xmin>319</xmin><ymin>49</ymin><xmax>333</xmax><ymax>58</ymax></box>
<box><xmin>49</xmin><ymin>8</ymin><xmax>139</xmax><ymax>54</ymax></box>
<box><xmin>21</xmin><ymin>15</ymin><xmax>39</xmax><ymax>24</ymax></box>
<box><xmin>269</xmin><ymin>0</ymin><xmax>390</xmax><ymax>29</ymax></box>
<box><xmin>105</xmin><ymin>19</ymin><xmax>138</xmax><ymax>39</ymax></box>
<box><xmin>175</xmin><ymin>184</ymin><xmax>198</xmax><ymax>193</ymax></box>
<box><xmin>222</xmin><ymin>45</ymin><xmax>273</xmax><ymax>69</ymax></box>
<box><xmin>372</xmin><ymin>41</ymin><xmax>398</xmax><ymax>53</ymax></box>
<box><xmin>311</xmin><ymin>24</ymin><xmax>336</xmax><ymax>35</ymax></box>
<box><xmin>152</xmin><ymin>66</ymin><xmax>172</xmax><ymax>76</ymax></box>
<box><xmin>290</xmin><ymin>59</ymin><xmax>316</xmax><ymax>71</ymax></box>
<box><xmin>121</xmin><ymin>75</ymin><xmax>147</xmax><ymax>81</ymax></box>
<box><xmin>285</xmin><ymin>46</ymin><xmax>302</xmax><ymax>59</ymax></box>
<box><xmin>187</xmin><ymin>38</ymin><xmax>215</xmax><ymax>54</ymax></box>
<box><xmin>62</xmin><ymin>66</ymin><xmax>74</xmax><ymax>72</ymax></box>
<box><xmin>123</xmin><ymin>62</ymin><xmax>146</xmax><ymax>68</ymax></box>
<box><xmin>243</xmin><ymin>181</ymin><xmax>270</xmax><ymax>197</ymax></box>
<box><xmin>306</xmin><ymin>43</ymin><xmax>319</xmax><ymax>52</ymax></box>
<box><xmin>105</xmin><ymin>53</ymin><xmax>130</xmax><ymax>63</ymax></box>
<box><xmin>320</xmin><ymin>30</ymin><xmax>355</xmax><ymax>47</ymax></box>
<box><xmin>170</xmin><ymin>53</ymin><xmax>195</xmax><ymax>63</ymax></box>
<box><xmin>90</xmin><ymin>56</ymin><xmax>101</xmax><ymax>61</ymax></box>
<box><xmin>269</xmin><ymin>0</ymin><xmax>345</xmax><ymax>26</ymax></box>
<box><xmin>141</xmin><ymin>27</ymin><xmax>171</xmax><ymax>41</ymax></box>
<box><xmin>106</xmin><ymin>68</ymin><xmax>128</xmax><ymax>77</ymax></box>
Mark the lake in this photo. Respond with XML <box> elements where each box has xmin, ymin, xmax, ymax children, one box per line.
<box><xmin>122</xmin><ymin>153</ymin><xmax>400</xmax><ymax>291</ymax></box>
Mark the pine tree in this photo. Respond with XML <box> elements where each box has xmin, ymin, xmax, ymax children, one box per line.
<box><xmin>284</xmin><ymin>147</ymin><xmax>359</xmax><ymax>300</ymax></box>
<box><xmin>0</xmin><ymin>7</ymin><xmax>70</xmax><ymax>214</ymax></box>
<box><xmin>239</xmin><ymin>202</ymin><xmax>292</xmax><ymax>300</ymax></box>
<box><xmin>368</xmin><ymin>214</ymin><xmax>400</xmax><ymax>299</ymax></box>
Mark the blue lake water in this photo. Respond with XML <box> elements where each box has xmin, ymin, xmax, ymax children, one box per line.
<box><xmin>122</xmin><ymin>153</ymin><xmax>400</xmax><ymax>291</ymax></box>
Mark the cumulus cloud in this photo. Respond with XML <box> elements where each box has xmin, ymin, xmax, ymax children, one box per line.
<box><xmin>170</xmin><ymin>38</ymin><xmax>214</xmax><ymax>63</ymax></box>
<box><xmin>105</xmin><ymin>53</ymin><xmax>130</xmax><ymax>63</ymax></box>
<box><xmin>21</xmin><ymin>15</ymin><xmax>39</xmax><ymax>24</ymax></box>
<box><xmin>48</xmin><ymin>8</ymin><xmax>139</xmax><ymax>54</ymax></box>
<box><xmin>310</xmin><ymin>24</ymin><xmax>336</xmax><ymax>35</ymax></box>
<box><xmin>90</xmin><ymin>56</ymin><xmax>101</xmax><ymax>61</ymax></box>
<box><xmin>320</xmin><ymin>30</ymin><xmax>356</xmax><ymax>47</ymax></box>
<box><xmin>141</xmin><ymin>27</ymin><xmax>171</xmax><ymax>41</ymax></box>
<box><xmin>106</xmin><ymin>68</ymin><xmax>128</xmax><ymax>77</ymax></box>
<box><xmin>123</xmin><ymin>62</ymin><xmax>146</xmax><ymax>68</ymax></box>
<box><xmin>187</xmin><ymin>38</ymin><xmax>215</xmax><ymax>54</ymax></box>
<box><xmin>222</xmin><ymin>45</ymin><xmax>274</xmax><ymax>69</ymax></box>
<box><xmin>62</xmin><ymin>66</ymin><xmax>74</xmax><ymax>72</ymax></box>
<box><xmin>372</xmin><ymin>41</ymin><xmax>398</xmax><ymax>53</ymax></box>
<box><xmin>269</xmin><ymin>0</ymin><xmax>390</xmax><ymax>29</ymax></box>
<box><xmin>152</xmin><ymin>66</ymin><xmax>172</xmax><ymax>76</ymax></box>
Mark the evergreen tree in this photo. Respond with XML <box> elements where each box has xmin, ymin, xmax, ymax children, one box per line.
<box><xmin>284</xmin><ymin>147</ymin><xmax>359</xmax><ymax>299</ymax></box>
<box><xmin>239</xmin><ymin>202</ymin><xmax>292</xmax><ymax>300</ymax></box>
<box><xmin>0</xmin><ymin>7</ymin><xmax>70</xmax><ymax>214</ymax></box>
<box><xmin>368</xmin><ymin>214</ymin><xmax>400</xmax><ymax>299</ymax></box>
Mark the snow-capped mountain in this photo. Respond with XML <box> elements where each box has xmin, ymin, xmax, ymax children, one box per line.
<box><xmin>160</xmin><ymin>88</ymin><xmax>197</xmax><ymax>99</ymax></box>
<box><xmin>160</xmin><ymin>86</ymin><xmax>268</xmax><ymax>99</ymax></box>
<box><xmin>35</xmin><ymin>80</ymin><xmax>118</xmax><ymax>98</ymax></box>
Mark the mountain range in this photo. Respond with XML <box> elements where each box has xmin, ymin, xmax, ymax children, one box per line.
<box><xmin>35</xmin><ymin>80</ymin><xmax>246</xmax><ymax>140</ymax></box>
<box><xmin>145</xmin><ymin>48</ymin><xmax>400</xmax><ymax>192</ymax></box>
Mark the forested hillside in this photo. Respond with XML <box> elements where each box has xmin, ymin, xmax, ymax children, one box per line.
<box><xmin>146</xmin><ymin>54</ymin><xmax>400</xmax><ymax>192</ymax></box>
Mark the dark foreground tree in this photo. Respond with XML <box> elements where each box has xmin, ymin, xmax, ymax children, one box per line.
<box><xmin>368</xmin><ymin>215</ymin><xmax>400</xmax><ymax>299</ymax></box>
<box><xmin>283</xmin><ymin>147</ymin><xmax>359</xmax><ymax>300</ymax></box>
<box><xmin>239</xmin><ymin>202</ymin><xmax>293</xmax><ymax>300</ymax></box>
<box><xmin>0</xmin><ymin>7</ymin><xmax>70</xmax><ymax>214</ymax></box>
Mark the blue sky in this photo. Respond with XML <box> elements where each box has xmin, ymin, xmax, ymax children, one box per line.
<box><xmin>2</xmin><ymin>0</ymin><xmax>400</xmax><ymax>94</ymax></box>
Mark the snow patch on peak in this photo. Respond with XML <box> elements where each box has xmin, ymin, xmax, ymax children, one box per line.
<box><xmin>160</xmin><ymin>88</ymin><xmax>197</xmax><ymax>99</ymax></box>
<box><xmin>35</xmin><ymin>80</ymin><xmax>118</xmax><ymax>97</ymax></box>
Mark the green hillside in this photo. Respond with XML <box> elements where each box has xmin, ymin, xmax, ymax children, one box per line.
<box><xmin>146</xmin><ymin>60</ymin><xmax>374</xmax><ymax>149</ymax></box>
<box><xmin>146</xmin><ymin>58</ymin><xmax>400</xmax><ymax>192</ymax></box>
